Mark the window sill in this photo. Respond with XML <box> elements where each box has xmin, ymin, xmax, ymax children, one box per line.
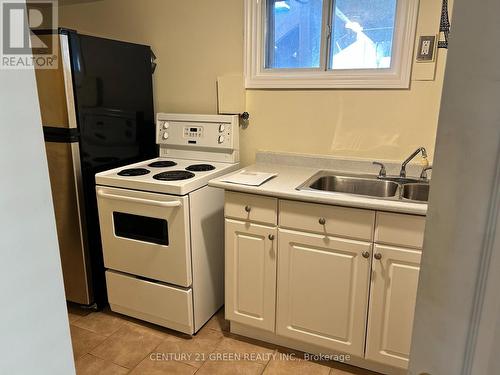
<box><xmin>245</xmin><ymin>70</ymin><xmax>413</xmax><ymax>89</ymax></box>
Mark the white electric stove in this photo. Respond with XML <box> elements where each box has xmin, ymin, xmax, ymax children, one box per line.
<box><xmin>95</xmin><ymin>113</ymin><xmax>240</xmax><ymax>334</ymax></box>
<box><xmin>96</xmin><ymin>157</ymin><xmax>239</xmax><ymax>195</ymax></box>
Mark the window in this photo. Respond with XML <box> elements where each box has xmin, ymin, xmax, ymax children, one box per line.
<box><xmin>245</xmin><ymin>0</ymin><xmax>419</xmax><ymax>88</ymax></box>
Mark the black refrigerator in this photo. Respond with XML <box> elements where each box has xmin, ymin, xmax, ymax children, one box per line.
<box><xmin>35</xmin><ymin>29</ymin><xmax>157</xmax><ymax>308</ymax></box>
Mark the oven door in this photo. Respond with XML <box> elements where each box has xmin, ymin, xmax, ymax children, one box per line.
<box><xmin>96</xmin><ymin>186</ymin><xmax>192</xmax><ymax>287</ymax></box>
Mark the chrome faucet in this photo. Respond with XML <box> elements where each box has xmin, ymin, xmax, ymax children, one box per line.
<box><xmin>400</xmin><ymin>147</ymin><xmax>428</xmax><ymax>178</ymax></box>
<box><xmin>372</xmin><ymin>161</ymin><xmax>387</xmax><ymax>178</ymax></box>
<box><xmin>420</xmin><ymin>166</ymin><xmax>433</xmax><ymax>180</ymax></box>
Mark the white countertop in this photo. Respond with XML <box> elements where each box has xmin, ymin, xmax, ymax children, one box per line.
<box><xmin>209</xmin><ymin>152</ymin><xmax>428</xmax><ymax>216</ymax></box>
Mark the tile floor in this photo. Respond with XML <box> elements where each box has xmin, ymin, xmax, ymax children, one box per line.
<box><xmin>68</xmin><ymin>304</ymin><xmax>378</xmax><ymax>375</ymax></box>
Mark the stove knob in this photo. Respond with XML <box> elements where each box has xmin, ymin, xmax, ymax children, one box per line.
<box><xmin>163</xmin><ymin>132</ymin><xmax>169</xmax><ymax>140</ymax></box>
<box><xmin>218</xmin><ymin>135</ymin><xmax>225</xmax><ymax>144</ymax></box>
<box><xmin>163</xmin><ymin>122</ymin><xmax>170</xmax><ymax>129</ymax></box>
<box><xmin>219</xmin><ymin>124</ymin><xmax>225</xmax><ymax>132</ymax></box>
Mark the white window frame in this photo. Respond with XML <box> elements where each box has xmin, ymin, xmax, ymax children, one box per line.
<box><xmin>244</xmin><ymin>0</ymin><xmax>420</xmax><ymax>89</ymax></box>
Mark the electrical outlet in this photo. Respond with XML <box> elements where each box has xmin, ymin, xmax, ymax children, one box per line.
<box><xmin>416</xmin><ymin>35</ymin><xmax>437</xmax><ymax>62</ymax></box>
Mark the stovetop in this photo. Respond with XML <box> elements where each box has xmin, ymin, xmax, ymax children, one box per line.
<box><xmin>95</xmin><ymin>157</ymin><xmax>240</xmax><ymax>195</ymax></box>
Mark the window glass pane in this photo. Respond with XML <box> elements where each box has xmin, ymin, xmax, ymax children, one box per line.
<box><xmin>265</xmin><ymin>0</ymin><xmax>324</xmax><ymax>69</ymax></box>
<box><xmin>330</xmin><ymin>0</ymin><xmax>397</xmax><ymax>70</ymax></box>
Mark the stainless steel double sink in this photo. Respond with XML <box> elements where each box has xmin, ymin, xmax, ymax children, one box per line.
<box><xmin>297</xmin><ymin>171</ymin><xmax>430</xmax><ymax>203</ymax></box>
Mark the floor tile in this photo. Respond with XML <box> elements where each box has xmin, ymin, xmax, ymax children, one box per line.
<box><xmin>274</xmin><ymin>346</ymin><xmax>378</xmax><ymax>374</ymax></box>
<box><xmin>90</xmin><ymin>324</ymin><xmax>165</xmax><ymax>369</ymax></box>
<box><xmin>212</xmin><ymin>336</ymin><xmax>276</xmax><ymax>365</ymax></box>
<box><xmin>263</xmin><ymin>357</ymin><xmax>331</xmax><ymax>375</ymax></box>
<box><xmin>153</xmin><ymin>327</ymin><xmax>223</xmax><ymax>368</ymax></box>
<box><xmin>196</xmin><ymin>360</ymin><xmax>265</xmax><ymax>375</ymax></box>
<box><xmin>75</xmin><ymin>354</ymin><xmax>129</xmax><ymax>375</ymax></box>
<box><xmin>329</xmin><ymin>364</ymin><xmax>380</xmax><ymax>375</ymax></box>
<box><xmin>72</xmin><ymin>311</ymin><xmax>126</xmax><ymax>337</ymax></box>
<box><xmin>70</xmin><ymin>326</ymin><xmax>107</xmax><ymax>360</ymax></box>
<box><xmin>67</xmin><ymin>303</ymin><xmax>92</xmax><ymax>323</ymax></box>
<box><xmin>68</xmin><ymin>312</ymin><xmax>84</xmax><ymax>324</ymax></box>
<box><xmin>123</xmin><ymin>316</ymin><xmax>178</xmax><ymax>339</ymax></box>
<box><xmin>204</xmin><ymin>308</ymin><xmax>230</xmax><ymax>332</ymax></box>
<box><xmin>129</xmin><ymin>357</ymin><xmax>197</xmax><ymax>375</ymax></box>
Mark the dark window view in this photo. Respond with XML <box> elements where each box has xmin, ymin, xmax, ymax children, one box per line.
<box><xmin>113</xmin><ymin>212</ymin><xmax>169</xmax><ymax>245</ymax></box>
<box><xmin>266</xmin><ymin>0</ymin><xmax>324</xmax><ymax>69</ymax></box>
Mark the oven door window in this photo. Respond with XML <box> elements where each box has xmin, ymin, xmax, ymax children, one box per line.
<box><xmin>113</xmin><ymin>212</ymin><xmax>168</xmax><ymax>245</ymax></box>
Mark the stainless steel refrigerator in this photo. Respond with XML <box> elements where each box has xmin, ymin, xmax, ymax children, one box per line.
<box><xmin>35</xmin><ymin>29</ymin><xmax>157</xmax><ymax>307</ymax></box>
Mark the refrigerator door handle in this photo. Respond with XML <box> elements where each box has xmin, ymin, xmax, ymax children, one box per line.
<box><xmin>60</xmin><ymin>34</ymin><xmax>79</xmax><ymax>130</ymax></box>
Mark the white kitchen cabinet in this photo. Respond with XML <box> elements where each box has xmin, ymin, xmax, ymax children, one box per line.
<box><xmin>279</xmin><ymin>200</ymin><xmax>375</xmax><ymax>241</ymax></box>
<box><xmin>375</xmin><ymin>212</ymin><xmax>426</xmax><ymax>249</ymax></box>
<box><xmin>223</xmin><ymin>190</ymin><xmax>426</xmax><ymax>373</ymax></box>
<box><xmin>276</xmin><ymin>228</ymin><xmax>372</xmax><ymax>357</ymax></box>
<box><xmin>225</xmin><ymin>191</ymin><xmax>278</xmax><ymax>225</ymax></box>
<box><xmin>225</xmin><ymin>218</ymin><xmax>277</xmax><ymax>332</ymax></box>
<box><xmin>365</xmin><ymin>244</ymin><xmax>422</xmax><ymax>368</ymax></box>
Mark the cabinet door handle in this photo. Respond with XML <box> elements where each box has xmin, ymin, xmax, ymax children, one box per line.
<box><xmin>319</xmin><ymin>217</ymin><xmax>326</xmax><ymax>225</ymax></box>
<box><xmin>374</xmin><ymin>253</ymin><xmax>382</xmax><ymax>260</ymax></box>
<box><xmin>268</xmin><ymin>234</ymin><xmax>275</xmax><ymax>241</ymax></box>
<box><xmin>362</xmin><ymin>251</ymin><xmax>370</xmax><ymax>259</ymax></box>
<box><xmin>245</xmin><ymin>205</ymin><xmax>252</xmax><ymax>213</ymax></box>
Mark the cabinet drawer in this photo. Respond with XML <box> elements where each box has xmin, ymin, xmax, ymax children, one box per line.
<box><xmin>106</xmin><ymin>270</ymin><xmax>194</xmax><ymax>334</ymax></box>
<box><xmin>225</xmin><ymin>191</ymin><xmax>278</xmax><ymax>225</ymax></box>
<box><xmin>375</xmin><ymin>212</ymin><xmax>426</xmax><ymax>249</ymax></box>
<box><xmin>279</xmin><ymin>200</ymin><xmax>375</xmax><ymax>241</ymax></box>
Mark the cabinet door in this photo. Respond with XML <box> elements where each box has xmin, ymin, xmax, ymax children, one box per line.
<box><xmin>366</xmin><ymin>244</ymin><xmax>421</xmax><ymax>368</ymax></box>
<box><xmin>225</xmin><ymin>219</ymin><xmax>277</xmax><ymax>332</ymax></box>
<box><xmin>276</xmin><ymin>229</ymin><xmax>372</xmax><ymax>356</ymax></box>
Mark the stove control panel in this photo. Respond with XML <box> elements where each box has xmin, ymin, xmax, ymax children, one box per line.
<box><xmin>156</xmin><ymin>114</ymin><xmax>239</xmax><ymax>153</ymax></box>
<box><xmin>183</xmin><ymin>126</ymin><xmax>204</xmax><ymax>139</ymax></box>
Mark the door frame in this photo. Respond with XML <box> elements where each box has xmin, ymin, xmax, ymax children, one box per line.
<box><xmin>409</xmin><ymin>0</ymin><xmax>500</xmax><ymax>373</ymax></box>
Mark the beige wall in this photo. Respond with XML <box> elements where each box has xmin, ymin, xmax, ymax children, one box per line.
<box><xmin>60</xmin><ymin>0</ymin><xmax>448</xmax><ymax>166</ymax></box>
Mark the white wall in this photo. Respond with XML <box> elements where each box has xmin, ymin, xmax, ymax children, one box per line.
<box><xmin>59</xmin><ymin>0</ymin><xmax>449</xmax><ymax>165</ymax></box>
<box><xmin>0</xmin><ymin>49</ymin><xmax>75</xmax><ymax>375</ymax></box>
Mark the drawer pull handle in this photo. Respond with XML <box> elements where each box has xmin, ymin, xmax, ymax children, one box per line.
<box><xmin>245</xmin><ymin>205</ymin><xmax>252</xmax><ymax>213</ymax></box>
<box><xmin>319</xmin><ymin>217</ymin><xmax>326</xmax><ymax>225</ymax></box>
<box><xmin>362</xmin><ymin>251</ymin><xmax>370</xmax><ymax>259</ymax></box>
<box><xmin>268</xmin><ymin>234</ymin><xmax>275</xmax><ymax>241</ymax></box>
<box><xmin>374</xmin><ymin>253</ymin><xmax>382</xmax><ymax>260</ymax></box>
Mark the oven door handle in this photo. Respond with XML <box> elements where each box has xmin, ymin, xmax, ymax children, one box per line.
<box><xmin>97</xmin><ymin>191</ymin><xmax>182</xmax><ymax>208</ymax></box>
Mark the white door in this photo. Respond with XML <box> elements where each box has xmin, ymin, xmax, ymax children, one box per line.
<box><xmin>276</xmin><ymin>229</ymin><xmax>372</xmax><ymax>356</ymax></box>
<box><xmin>366</xmin><ymin>244</ymin><xmax>421</xmax><ymax>368</ymax></box>
<box><xmin>225</xmin><ymin>219</ymin><xmax>277</xmax><ymax>332</ymax></box>
<box><xmin>96</xmin><ymin>186</ymin><xmax>192</xmax><ymax>287</ymax></box>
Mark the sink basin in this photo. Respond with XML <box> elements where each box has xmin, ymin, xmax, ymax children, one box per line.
<box><xmin>303</xmin><ymin>174</ymin><xmax>399</xmax><ymax>198</ymax></box>
<box><xmin>297</xmin><ymin>171</ymin><xmax>430</xmax><ymax>204</ymax></box>
<box><xmin>402</xmin><ymin>183</ymin><xmax>430</xmax><ymax>202</ymax></box>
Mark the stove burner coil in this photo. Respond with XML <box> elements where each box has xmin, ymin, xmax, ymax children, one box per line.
<box><xmin>153</xmin><ymin>170</ymin><xmax>196</xmax><ymax>181</ymax></box>
<box><xmin>186</xmin><ymin>164</ymin><xmax>216</xmax><ymax>172</ymax></box>
<box><xmin>117</xmin><ymin>168</ymin><xmax>150</xmax><ymax>177</ymax></box>
<box><xmin>148</xmin><ymin>160</ymin><xmax>177</xmax><ymax>168</ymax></box>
